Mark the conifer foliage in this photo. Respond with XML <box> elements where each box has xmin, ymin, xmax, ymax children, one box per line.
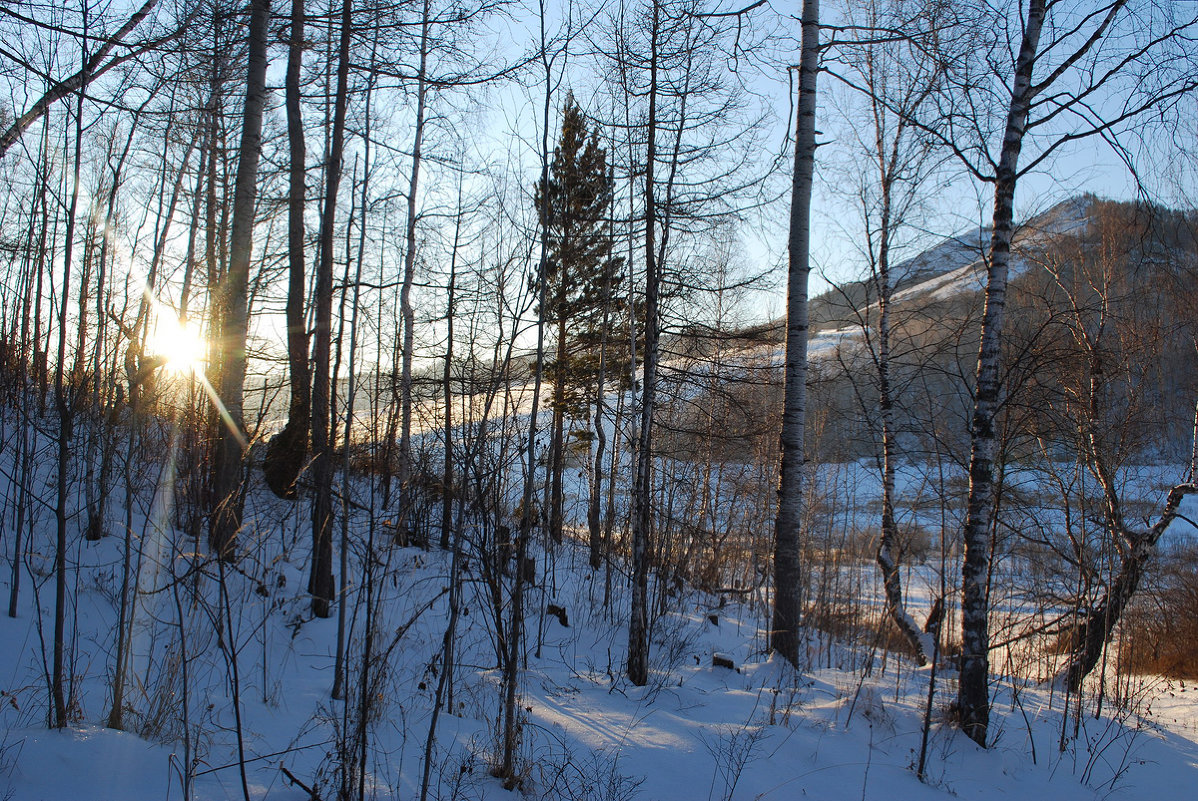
<box><xmin>535</xmin><ymin>93</ymin><xmax>623</xmax><ymax>544</ymax></box>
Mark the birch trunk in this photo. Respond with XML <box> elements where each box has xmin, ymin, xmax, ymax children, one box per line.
<box><xmin>957</xmin><ymin>0</ymin><xmax>1044</xmax><ymax>747</ymax></box>
<box><xmin>771</xmin><ymin>0</ymin><xmax>819</xmax><ymax>668</ymax></box>
<box><xmin>874</xmin><ymin>173</ymin><xmax>932</xmax><ymax>667</ymax></box>
<box><xmin>0</xmin><ymin>0</ymin><xmax>162</xmax><ymax>158</ymax></box>
<box><xmin>1059</xmin><ymin>482</ymin><xmax>1197</xmax><ymax>691</ymax></box>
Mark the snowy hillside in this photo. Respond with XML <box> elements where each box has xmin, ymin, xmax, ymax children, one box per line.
<box><xmin>2</xmin><ymin>419</ymin><xmax>1197</xmax><ymax>800</ymax></box>
<box><xmin>895</xmin><ymin>196</ymin><xmax>1096</xmax><ymax>300</ymax></box>
<box><xmin>805</xmin><ymin>195</ymin><xmax>1105</xmax><ymax>359</ymax></box>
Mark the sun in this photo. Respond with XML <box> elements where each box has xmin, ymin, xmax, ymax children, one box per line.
<box><xmin>148</xmin><ymin>308</ymin><xmax>207</xmax><ymax>376</ymax></box>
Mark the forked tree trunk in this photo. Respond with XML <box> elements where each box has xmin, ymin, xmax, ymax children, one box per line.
<box><xmin>1046</xmin><ymin>253</ymin><xmax>1194</xmax><ymax>692</ymax></box>
<box><xmin>309</xmin><ymin>0</ymin><xmax>353</xmax><ymax>618</ymax></box>
<box><xmin>263</xmin><ymin>0</ymin><xmax>310</xmax><ymax>500</ymax></box>
<box><xmin>208</xmin><ymin>0</ymin><xmax>271</xmax><ymax>560</ymax></box>
<box><xmin>1058</xmin><ymin>475</ymin><xmax>1196</xmax><ymax>690</ymax></box>
<box><xmin>874</xmin><ymin>170</ymin><xmax>931</xmax><ymax>668</ymax></box>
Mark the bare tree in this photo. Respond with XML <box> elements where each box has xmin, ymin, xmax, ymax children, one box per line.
<box><xmin>207</xmin><ymin>0</ymin><xmax>271</xmax><ymax>560</ymax></box>
<box><xmin>395</xmin><ymin>0</ymin><xmax>432</xmax><ymax>533</ymax></box>
<box><xmin>309</xmin><ymin>0</ymin><xmax>354</xmax><ymax>619</ymax></box>
<box><xmin>51</xmin><ymin>8</ymin><xmax>90</xmax><ymax>727</ymax></box>
<box><xmin>500</xmin><ymin>0</ymin><xmax>561</xmax><ymax>777</ymax></box>
<box><xmin>261</xmin><ymin>0</ymin><xmax>310</xmax><ymax>500</ymax></box>
<box><xmin>772</xmin><ymin>0</ymin><xmax>820</xmax><ymax>669</ymax></box>
<box><xmin>1013</xmin><ymin>203</ymin><xmax>1198</xmax><ymax>690</ymax></box>
<box><xmin>624</xmin><ymin>0</ymin><xmax>663</xmax><ymax>688</ymax></box>
<box><xmin>823</xmin><ymin>0</ymin><xmax>949</xmax><ymax>666</ymax></box>
<box><xmin>925</xmin><ymin>0</ymin><xmax>1198</xmax><ymax>746</ymax></box>
<box><xmin>0</xmin><ymin>0</ymin><xmax>176</xmax><ymax>159</ymax></box>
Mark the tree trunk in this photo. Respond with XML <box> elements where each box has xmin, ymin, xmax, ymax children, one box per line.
<box><xmin>53</xmin><ymin>20</ymin><xmax>90</xmax><ymax>726</ymax></box>
<box><xmin>333</xmin><ymin>138</ymin><xmax>369</xmax><ymax>701</ymax></box>
<box><xmin>0</xmin><ymin>0</ymin><xmax>163</xmax><ymax>159</ymax></box>
<box><xmin>263</xmin><ymin>0</ymin><xmax>311</xmax><ymax>500</ymax></box>
<box><xmin>548</xmin><ymin>312</ymin><xmax>568</xmax><ymax>545</ymax></box>
<box><xmin>588</xmin><ymin>270</ymin><xmax>613</xmax><ymax>571</ymax></box>
<box><xmin>398</xmin><ymin>0</ymin><xmax>431</xmax><ymax>530</ymax></box>
<box><xmin>627</xmin><ymin>0</ymin><xmax>661</xmax><ymax>689</ymax></box>
<box><xmin>309</xmin><ymin>0</ymin><xmax>352</xmax><ymax>618</ymax></box>
<box><xmin>772</xmin><ymin>0</ymin><xmax>819</xmax><ymax>669</ymax></box>
<box><xmin>31</xmin><ymin>121</ymin><xmax>51</xmax><ymax>409</ymax></box>
<box><xmin>874</xmin><ymin>166</ymin><xmax>931</xmax><ymax>667</ymax></box>
<box><xmin>956</xmin><ymin>0</ymin><xmax>1044</xmax><ymax>748</ymax></box>
<box><xmin>501</xmin><ymin>0</ymin><xmax>552</xmax><ymax>779</ymax></box>
<box><xmin>1060</xmin><ymin>484</ymin><xmax>1196</xmax><ymax>691</ymax></box>
<box><xmin>440</xmin><ymin>169</ymin><xmax>464</xmax><ymax>551</ymax></box>
<box><xmin>208</xmin><ymin>0</ymin><xmax>271</xmax><ymax>560</ymax></box>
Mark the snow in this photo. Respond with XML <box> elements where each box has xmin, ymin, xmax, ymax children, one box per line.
<box><xmin>808</xmin><ymin>327</ymin><xmax>860</xmax><ymax>361</ymax></box>
<box><xmin>1</xmin><ymin>726</ymin><xmax>178</xmax><ymax>801</ymax></box>
<box><xmin>3</xmin><ymin>238</ymin><xmax>1198</xmax><ymax>801</ymax></box>
<box><xmin>885</xmin><ymin>196</ymin><xmax>1098</xmax><ymax>307</ymax></box>
<box><xmin>2</xmin><ymin>440</ymin><xmax>1196</xmax><ymax>801</ymax></box>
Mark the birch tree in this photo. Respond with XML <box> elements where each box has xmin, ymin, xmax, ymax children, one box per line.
<box><xmin>918</xmin><ymin>0</ymin><xmax>1198</xmax><ymax>746</ymax></box>
<box><xmin>772</xmin><ymin>0</ymin><xmax>820</xmax><ymax>669</ymax></box>
<box><xmin>824</xmin><ymin>0</ymin><xmax>949</xmax><ymax>667</ymax></box>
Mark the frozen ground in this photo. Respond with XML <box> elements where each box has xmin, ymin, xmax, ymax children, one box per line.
<box><xmin>2</xmin><ymin>526</ymin><xmax>1197</xmax><ymax>799</ymax></box>
<box><xmin>1</xmin><ymin>420</ymin><xmax>1196</xmax><ymax>800</ymax></box>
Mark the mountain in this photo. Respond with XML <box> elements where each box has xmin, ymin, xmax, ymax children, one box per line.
<box><xmin>807</xmin><ymin>195</ymin><xmax>1194</xmax><ymax>360</ymax></box>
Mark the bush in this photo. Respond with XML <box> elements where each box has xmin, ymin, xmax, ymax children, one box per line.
<box><xmin>1117</xmin><ymin>544</ymin><xmax>1198</xmax><ymax>679</ymax></box>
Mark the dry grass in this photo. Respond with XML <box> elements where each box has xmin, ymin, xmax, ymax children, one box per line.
<box><xmin>1117</xmin><ymin>545</ymin><xmax>1198</xmax><ymax>679</ymax></box>
<box><xmin>803</xmin><ymin>602</ymin><xmax>959</xmax><ymax>663</ymax></box>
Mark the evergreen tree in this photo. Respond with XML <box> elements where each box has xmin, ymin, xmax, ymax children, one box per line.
<box><xmin>535</xmin><ymin>93</ymin><xmax>623</xmax><ymax>544</ymax></box>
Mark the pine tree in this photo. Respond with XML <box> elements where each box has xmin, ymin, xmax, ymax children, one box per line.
<box><xmin>535</xmin><ymin>93</ymin><xmax>622</xmax><ymax>545</ymax></box>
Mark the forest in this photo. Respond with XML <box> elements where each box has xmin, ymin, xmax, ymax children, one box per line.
<box><xmin>1</xmin><ymin>0</ymin><xmax>1197</xmax><ymax>799</ymax></box>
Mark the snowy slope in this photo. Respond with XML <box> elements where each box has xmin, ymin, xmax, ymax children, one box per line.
<box><xmin>806</xmin><ymin>195</ymin><xmax>1101</xmax><ymax>358</ymax></box>
<box><xmin>2</xmin><ymin>438</ymin><xmax>1196</xmax><ymax>800</ymax></box>
<box><xmin>892</xmin><ymin>195</ymin><xmax>1096</xmax><ymax>305</ymax></box>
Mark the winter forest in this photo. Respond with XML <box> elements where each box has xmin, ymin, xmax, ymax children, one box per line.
<box><xmin>1</xmin><ymin>0</ymin><xmax>1198</xmax><ymax>798</ymax></box>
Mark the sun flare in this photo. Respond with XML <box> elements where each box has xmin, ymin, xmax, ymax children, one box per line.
<box><xmin>148</xmin><ymin>308</ymin><xmax>207</xmax><ymax>376</ymax></box>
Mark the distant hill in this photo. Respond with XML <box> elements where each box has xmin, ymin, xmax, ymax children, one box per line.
<box><xmin>708</xmin><ymin>196</ymin><xmax>1198</xmax><ymax>463</ymax></box>
<box><xmin>804</xmin><ymin>195</ymin><xmax>1195</xmax><ymax>357</ymax></box>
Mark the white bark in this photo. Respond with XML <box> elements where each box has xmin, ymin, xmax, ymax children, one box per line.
<box><xmin>772</xmin><ymin>0</ymin><xmax>819</xmax><ymax>668</ymax></box>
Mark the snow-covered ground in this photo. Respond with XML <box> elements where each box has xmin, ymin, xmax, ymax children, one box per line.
<box><xmin>2</xmin><ymin>416</ymin><xmax>1197</xmax><ymax>801</ymax></box>
<box><xmin>3</xmin><ymin>361</ymin><xmax>1197</xmax><ymax>801</ymax></box>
